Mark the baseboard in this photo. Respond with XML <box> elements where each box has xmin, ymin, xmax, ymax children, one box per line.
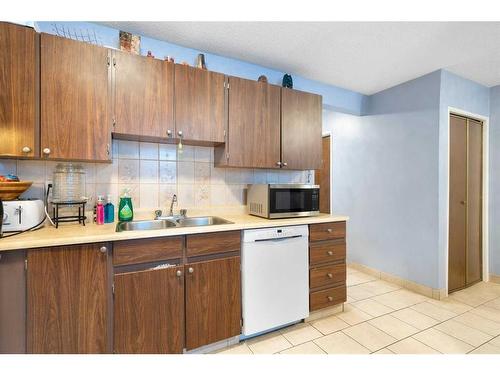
<box><xmin>348</xmin><ymin>262</ymin><xmax>447</xmax><ymax>300</ymax></box>
<box><xmin>305</xmin><ymin>304</ymin><xmax>344</xmax><ymax>322</ymax></box>
<box><xmin>490</xmin><ymin>274</ymin><xmax>500</xmax><ymax>284</ymax></box>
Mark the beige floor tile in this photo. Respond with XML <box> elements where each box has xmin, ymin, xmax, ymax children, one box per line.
<box><xmin>347</xmin><ymin>285</ymin><xmax>377</xmax><ymax>300</ymax></box>
<box><xmin>311</xmin><ymin>314</ymin><xmax>349</xmax><ymax>335</ymax></box>
<box><xmin>373</xmin><ymin>348</ymin><xmax>395</xmax><ymax>354</ymax></box>
<box><xmin>411</xmin><ymin>301</ymin><xmax>457</xmax><ymax>321</ymax></box>
<box><xmin>426</xmin><ymin>297</ymin><xmax>473</xmax><ymax>314</ymax></box>
<box><xmin>368</xmin><ymin>315</ymin><xmax>419</xmax><ymax>340</ymax></box>
<box><xmin>281</xmin><ymin>323</ymin><xmax>322</xmax><ymax>346</ymax></box>
<box><xmin>434</xmin><ymin>320</ymin><xmax>493</xmax><ymax>347</ymax></box>
<box><xmin>247</xmin><ymin>332</ymin><xmax>292</xmax><ymax>354</ymax></box>
<box><xmin>346</xmin><ymin>295</ymin><xmax>357</xmax><ymax>303</ymax></box>
<box><xmin>413</xmin><ymin>328</ymin><xmax>474</xmax><ymax>354</ymax></box>
<box><xmin>358</xmin><ymin>280</ymin><xmax>401</xmax><ymax>295</ymax></box>
<box><xmin>352</xmin><ymin>299</ymin><xmax>394</xmax><ymax>317</ymax></box>
<box><xmin>372</xmin><ymin>289</ymin><xmax>427</xmax><ymax>310</ymax></box>
<box><xmin>391</xmin><ymin>308</ymin><xmax>440</xmax><ymax>330</ymax></box>
<box><xmin>346</xmin><ymin>266</ymin><xmax>359</xmax><ymax>275</ymax></box>
<box><xmin>470</xmin><ymin>343</ymin><xmax>500</xmax><ymax>354</ymax></box>
<box><xmin>470</xmin><ymin>306</ymin><xmax>500</xmax><ymax>323</ymax></box>
<box><xmin>388</xmin><ymin>337</ymin><xmax>440</xmax><ymax>354</ymax></box>
<box><xmin>450</xmin><ymin>284</ymin><xmax>499</xmax><ymax>307</ymax></box>
<box><xmin>335</xmin><ymin>304</ymin><xmax>374</xmax><ymax>325</ymax></box>
<box><xmin>343</xmin><ymin>322</ymin><xmax>397</xmax><ymax>352</ymax></box>
<box><xmin>216</xmin><ymin>343</ymin><xmax>253</xmax><ymax>354</ymax></box>
<box><xmin>489</xmin><ymin>335</ymin><xmax>500</xmax><ymax>348</ymax></box>
<box><xmin>484</xmin><ymin>297</ymin><xmax>500</xmax><ymax>310</ymax></box>
<box><xmin>314</xmin><ymin>331</ymin><xmax>370</xmax><ymax>354</ymax></box>
<box><xmin>452</xmin><ymin>312</ymin><xmax>500</xmax><ymax>335</ymax></box>
<box><xmin>280</xmin><ymin>341</ymin><xmax>326</xmax><ymax>354</ymax></box>
<box><xmin>347</xmin><ymin>272</ymin><xmax>377</xmax><ymax>286</ymax></box>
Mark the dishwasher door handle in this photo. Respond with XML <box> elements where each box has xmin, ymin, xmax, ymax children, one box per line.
<box><xmin>254</xmin><ymin>235</ymin><xmax>303</xmax><ymax>242</ymax></box>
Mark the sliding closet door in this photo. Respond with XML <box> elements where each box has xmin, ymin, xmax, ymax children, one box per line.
<box><xmin>467</xmin><ymin>119</ymin><xmax>483</xmax><ymax>285</ymax></box>
<box><xmin>448</xmin><ymin>114</ymin><xmax>483</xmax><ymax>293</ymax></box>
<box><xmin>449</xmin><ymin>115</ymin><xmax>467</xmax><ymax>292</ymax></box>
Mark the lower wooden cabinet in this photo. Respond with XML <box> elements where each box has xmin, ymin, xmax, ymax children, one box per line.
<box><xmin>185</xmin><ymin>256</ymin><xmax>241</xmax><ymax>350</ymax></box>
<box><xmin>26</xmin><ymin>243</ymin><xmax>111</xmax><ymax>353</ymax></box>
<box><xmin>113</xmin><ymin>266</ymin><xmax>184</xmax><ymax>354</ymax></box>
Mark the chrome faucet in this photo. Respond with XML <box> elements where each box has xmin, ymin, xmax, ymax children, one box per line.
<box><xmin>168</xmin><ymin>194</ymin><xmax>177</xmax><ymax>216</ymax></box>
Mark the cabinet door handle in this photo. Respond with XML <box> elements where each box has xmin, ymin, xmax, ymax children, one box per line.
<box><xmin>43</xmin><ymin>148</ymin><xmax>51</xmax><ymax>155</ymax></box>
<box><xmin>276</xmin><ymin>161</ymin><xmax>282</xmax><ymax>166</ymax></box>
<box><xmin>22</xmin><ymin>146</ymin><xmax>32</xmax><ymax>153</ymax></box>
<box><xmin>178</xmin><ymin>130</ymin><xmax>183</xmax><ymax>137</ymax></box>
<box><xmin>167</xmin><ymin>130</ymin><xmax>172</xmax><ymax>137</ymax></box>
<box><xmin>99</xmin><ymin>246</ymin><xmax>107</xmax><ymax>254</ymax></box>
<box><xmin>327</xmin><ymin>228</ymin><xmax>333</xmax><ymax>233</ymax></box>
<box><xmin>327</xmin><ymin>296</ymin><xmax>333</xmax><ymax>302</ymax></box>
<box><xmin>327</xmin><ymin>251</ymin><xmax>333</xmax><ymax>256</ymax></box>
<box><xmin>176</xmin><ymin>270</ymin><xmax>182</xmax><ymax>277</ymax></box>
<box><xmin>282</xmin><ymin>162</ymin><xmax>288</xmax><ymax>167</ymax></box>
<box><xmin>188</xmin><ymin>267</ymin><xmax>194</xmax><ymax>274</ymax></box>
<box><xmin>327</xmin><ymin>273</ymin><xmax>333</xmax><ymax>279</ymax></box>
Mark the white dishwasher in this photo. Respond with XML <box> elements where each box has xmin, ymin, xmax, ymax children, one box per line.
<box><xmin>241</xmin><ymin>225</ymin><xmax>309</xmax><ymax>337</ymax></box>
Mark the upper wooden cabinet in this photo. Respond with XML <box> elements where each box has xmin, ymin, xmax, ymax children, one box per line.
<box><xmin>113</xmin><ymin>266</ymin><xmax>184</xmax><ymax>354</ymax></box>
<box><xmin>27</xmin><ymin>243</ymin><xmax>111</xmax><ymax>354</ymax></box>
<box><xmin>174</xmin><ymin>64</ymin><xmax>225</xmax><ymax>144</ymax></box>
<box><xmin>216</xmin><ymin>76</ymin><xmax>281</xmax><ymax>168</ymax></box>
<box><xmin>0</xmin><ymin>22</ymin><xmax>38</xmax><ymax>158</ymax></box>
<box><xmin>40</xmin><ymin>33</ymin><xmax>112</xmax><ymax>161</ymax></box>
<box><xmin>281</xmin><ymin>88</ymin><xmax>323</xmax><ymax>170</ymax></box>
<box><xmin>113</xmin><ymin>51</ymin><xmax>174</xmax><ymax>139</ymax></box>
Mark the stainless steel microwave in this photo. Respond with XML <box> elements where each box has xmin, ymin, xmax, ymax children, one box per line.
<box><xmin>247</xmin><ymin>184</ymin><xmax>320</xmax><ymax>219</ymax></box>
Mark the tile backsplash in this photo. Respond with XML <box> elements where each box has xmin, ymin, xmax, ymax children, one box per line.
<box><xmin>0</xmin><ymin>140</ymin><xmax>314</xmax><ymax>211</ymax></box>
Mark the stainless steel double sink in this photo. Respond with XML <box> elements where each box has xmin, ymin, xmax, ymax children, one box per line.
<box><xmin>116</xmin><ymin>216</ymin><xmax>234</xmax><ymax>232</ymax></box>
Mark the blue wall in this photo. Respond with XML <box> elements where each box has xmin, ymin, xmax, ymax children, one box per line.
<box><xmin>35</xmin><ymin>21</ymin><xmax>365</xmax><ymax>115</ymax></box>
<box><xmin>325</xmin><ymin>71</ymin><xmax>442</xmax><ymax>288</ymax></box>
<box><xmin>489</xmin><ymin>86</ymin><xmax>500</xmax><ymax>277</ymax></box>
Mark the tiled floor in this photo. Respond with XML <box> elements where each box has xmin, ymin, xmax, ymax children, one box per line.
<box><xmin>216</xmin><ymin>266</ymin><xmax>500</xmax><ymax>354</ymax></box>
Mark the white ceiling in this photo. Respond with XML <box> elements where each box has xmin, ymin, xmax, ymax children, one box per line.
<box><xmin>99</xmin><ymin>22</ymin><xmax>500</xmax><ymax>95</ymax></box>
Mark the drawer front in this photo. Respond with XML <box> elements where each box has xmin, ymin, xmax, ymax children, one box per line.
<box><xmin>113</xmin><ymin>237</ymin><xmax>183</xmax><ymax>266</ymax></box>
<box><xmin>309</xmin><ymin>221</ymin><xmax>346</xmax><ymax>242</ymax></box>
<box><xmin>310</xmin><ymin>285</ymin><xmax>346</xmax><ymax>311</ymax></box>
<box><xmin>310</xmin><ymin>263</ymin><xmax>346</xmax><ymax>289</ymax></box>
<box><xmin>186</xmin><ymin>231</ymin><xmax>241</xmax><ymax>257</ymax></box>
<box><xmin>309</xmin><ymin>241</ymin><xmax>346</xmax><ymax>266</ymax></box>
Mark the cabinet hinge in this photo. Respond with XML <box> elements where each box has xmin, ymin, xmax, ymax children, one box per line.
<box><xmin>226</xmin><ymin>152</ymin><xmax>229</xmax><ymax>160</ymax></box>
<box><xmin>240</xmin><ymin>318</ymin><xmax>243</xmax><ymax>328</ymax></box>
<box><xmin>113</xmin><ymin>57</ymin><xmax>116</xmax><ymax>67</ymax></box>
<box><xmin>112</xmin><ymin>283</ymin><xmax>115</xmax><ymax>296</ymax></box>
<box><xmin>24</xmin><ymin>259</ymin><xmax>27</xmax><ymax>271</ymax></box>
<box><xmin>107</xmin><ymin>56</ymin><xmax>110</xmax><ymax>67</ymax></box>
<box><xmin>112</xmin><ymin>117</ymin><xmax>116</xmax><ymax>129</ymax></box>
<box><xmin>106</xmin><ymin>144</ymin><xmax>110</xmax><ymax>156</ymax></box>
<box><xmin>223</xmin><ymin>130</ymin><xmax>226</xmax><ymax>140</ymax></box>
<box><xmin>224</xmin><ymin>81</ymin><xmax>230</xmax><ymax>89</ymax></box>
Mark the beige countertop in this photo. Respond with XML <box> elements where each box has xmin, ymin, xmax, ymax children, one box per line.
<box><xmin>0</xmin><ymin>213</ymin><xmax>348</xmax><ymax>251</ymax></box>
<box><xmin>0</xmin><ymin>211</ymin><xmax>348</xmax><ymax>252</ymax></box>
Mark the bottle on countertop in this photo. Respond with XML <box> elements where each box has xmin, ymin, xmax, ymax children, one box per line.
<box><xmin>96</xmin><ymin>196</ymin><xmax>105</xmax><ymax>225</ymax></box>
<box><xmin>104</xmin><ymin>194</ymin><xmax>115</xmax><ymax>224</ymax></box>
<box><xmin>118</xmin><ymin>189</ymin><xmax>134</xmax><ymax>222</ymax></box>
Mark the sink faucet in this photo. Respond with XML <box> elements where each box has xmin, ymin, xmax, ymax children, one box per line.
<box><xmin>168</xmin><ymin>194</ymin><xmax>177</xmax><ymax>216</ymax></box>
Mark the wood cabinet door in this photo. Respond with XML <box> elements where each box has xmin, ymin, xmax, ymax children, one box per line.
<box><xmin>114</xmin><ymin>266</ymin><xmax>184</xmax><ymax>354</ymax></box>
<box><xmin>281</xmin><ymin>88</ymin><xmax>322</xmax><ymax>170</ymax></box>
<box><xmin>0</xmin><ymin>22</ymin><xmax>38</xmax><ymax>158</ymax></box>
<box><xmin>27</xmin><ymin>243</ymin><xmax>110</xmax><ymax>354</ymax></box>
<box><xmin>113</xmin><ymin>51</ymin><xmax>174</xmax><ymax>139</ymax></box>
<box><xmin>185</xmin><ymin>256</ymin><xmax>241</xmax><ymax>350</ymax></box>
<box><xmin>226</xmin><ymin>76</ymin><xmax>281</xmax><ymax>168</ymax></box>
<box><xmin>174</xmin><ymin>64</ymin><xmax>225</xmax><ymax>143</ymax></box>
<box><xmin>40</xmin><ymin>33</ymin><xmax>112</xmax><ymax>161</ymax></box>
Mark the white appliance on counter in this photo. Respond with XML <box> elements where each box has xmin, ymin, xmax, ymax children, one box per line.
<box><xmin>1</xmin><ymin>200</ymin><xmax>45</xmax><ymax>232</ymax></box>
<box><xmin>241</xmin><ymin>225</ymin><xmax>309</xmax><ymax>337</ymax></box>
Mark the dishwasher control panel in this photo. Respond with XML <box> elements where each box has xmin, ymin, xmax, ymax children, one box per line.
<box><xmin>242</xmin><ymin>225</ymin><xmax>309</xmax><ymax>242</ymax></box>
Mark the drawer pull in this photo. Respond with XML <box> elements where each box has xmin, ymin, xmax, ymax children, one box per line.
<box><xmin>327</xmin><ymin>296</ymin><xmax>333</xmax><ymax>302</ymax></box>
<box><xmin>176</xmin><ymin>270</ymin><xmax>182</xmax><ymax>277</ymax></box>
<box><xmin>327</xmin><ymin>273</ymin><xmax>333</xmax><ymax>279</ymax></box>
<box><xmin>327</xmin><ymin>228</ymin><xmax>333</xmax><ymax>233</ymax></box>
<box><xmin>327</xmin><ymin>251</ymin><xmax>333</xmax><ymax>256</ymax></box>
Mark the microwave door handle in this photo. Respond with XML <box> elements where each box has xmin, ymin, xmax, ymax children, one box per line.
<box><xmin>254</xmin><ymin>235</ymin><xmax>303</xmax><ymax>242</ymax></box>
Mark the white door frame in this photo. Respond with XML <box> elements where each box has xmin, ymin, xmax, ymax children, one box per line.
<box><xmin>444</xmin><ymin>107</ymin><xmax>489</xmax><ymax>296</ymax></box>
<box><xmin>321</xmin><ymin>131</ymin><xmax>333</xmax><ymax>213</ymax></box>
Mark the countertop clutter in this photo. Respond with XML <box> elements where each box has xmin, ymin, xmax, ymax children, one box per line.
<box><xmin>0</xmin><ymin>212</ymin><xmax>348</xmax><ymax>252</ymax></box>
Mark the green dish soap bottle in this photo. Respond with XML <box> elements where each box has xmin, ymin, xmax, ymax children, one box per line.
<box><xmin>118</xmin><ymin>188</ymin><xmax>134</xmax><ymax>222</ymax></box>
